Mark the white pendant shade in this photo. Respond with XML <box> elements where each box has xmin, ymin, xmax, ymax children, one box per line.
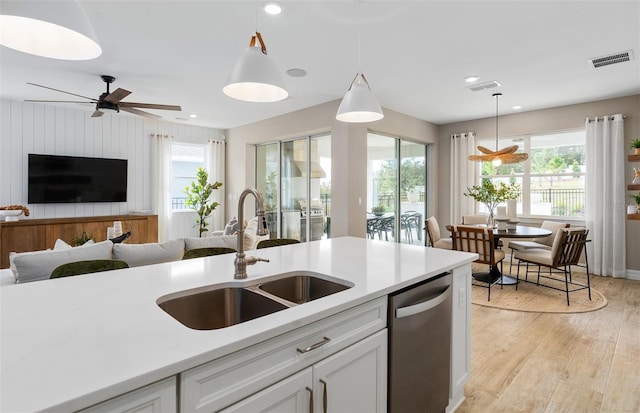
<box><xmin>0</xmin><ymin>0</ymin><xmax>101</xmax><ymax>60</ymax></box>
<box><xmin>223</xmin><ymin>46</ymin><xmax>288</xmax><ymax>103</ymax></box>
<box><xmin>336</xmin><ymin>73</ymin><xmax>384</xmax><ymax>123</ymax></box>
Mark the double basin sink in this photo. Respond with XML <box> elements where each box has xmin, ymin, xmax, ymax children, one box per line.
<box><xmin>157</xmin><ymin>271</ymin><xmax>352</xmax><ymax>330</ymax></box>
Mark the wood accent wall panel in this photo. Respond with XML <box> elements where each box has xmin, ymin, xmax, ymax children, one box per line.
<box><xmin>0</xmin><ymin>215</ymin><xmax>158</xmax><ymax>268</ymax></box>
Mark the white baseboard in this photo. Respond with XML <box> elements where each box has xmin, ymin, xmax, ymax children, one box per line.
<box><xmin>626</xmin><ymin>269</ymin><xmax>640</xmax><ymax>281</ymax></box>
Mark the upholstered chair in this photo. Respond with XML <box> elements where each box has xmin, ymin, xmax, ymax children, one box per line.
<box><xmin>425</xmin><ymin>217</ymin><xmax>452</xmax><ymax>249</ymax></box>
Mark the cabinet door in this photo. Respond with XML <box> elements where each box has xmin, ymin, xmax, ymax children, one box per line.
<box><xmin>447</xmin><ymin>263</ymin><xmax>472</xmax><ymax>413</ymax></box>
<box><xmin>78</xmin><ymin>377</ymin><xmax>176</xmax><ymax>413</ymax></box>
<box><xmin>313</xmin><ymin>329</ymin><xmax>387</xmax><ymax>413</ymax></box>
<box><xmin>220</xmin><ymin>368</ymin><xmax>313</xmax><ymax>413</ymax></box>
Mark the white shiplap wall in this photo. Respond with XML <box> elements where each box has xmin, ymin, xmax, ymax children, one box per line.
<box><xmin>0</xmin><ymin>99</ymin><xmax>222</xmax><ymax>225</ymax></box>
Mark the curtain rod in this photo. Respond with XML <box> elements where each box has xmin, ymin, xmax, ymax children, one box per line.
<box><xmin>587</xmin><ymin>115</ymin><xmax>627</xmax><ymax>122</ymax></box>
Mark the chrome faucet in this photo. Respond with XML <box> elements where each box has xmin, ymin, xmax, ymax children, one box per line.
<box><xmin>234</xmin><ymin>188</ymin><xmax>270</xmax><ymax>279</ymax></box>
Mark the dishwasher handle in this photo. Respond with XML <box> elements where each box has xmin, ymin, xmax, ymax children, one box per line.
<box><xmin>395</xmin><ymin>286</ymin><xmax>451</xmax><ymax>319</ymax></box>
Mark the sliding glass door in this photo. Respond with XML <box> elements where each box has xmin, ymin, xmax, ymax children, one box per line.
<box><xmin>256</xmin><ymin>134</ymin><xmax>331</xmax><ymax>242</ymax></box>
<box><xmin>367</xmin><ymin>133</ymin><xmax>427</xmax><ymax>245</ymax></box>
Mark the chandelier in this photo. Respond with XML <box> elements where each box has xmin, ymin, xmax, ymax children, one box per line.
<box><xmin>468</xmin><ymin>93</ymin><xmax>528</xmax><ymax>165</ymax></box>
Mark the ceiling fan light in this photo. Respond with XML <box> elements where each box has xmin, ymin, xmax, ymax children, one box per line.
<box><xmin>0</xmin><ymin>0</ymin><xmax>101</xmax><ymax>60</ymax></box>
<box><xmin>336</xmin><ymin>74</ymin><xmax>384</xmax><ymax>123</ymax></box>
<box><xmin>223</xmin><ymin>46</ymin><xmax>288</xmax><ymax>103</ymax></box>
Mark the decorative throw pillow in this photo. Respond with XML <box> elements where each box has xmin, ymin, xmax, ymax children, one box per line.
<box><xmin>224</xmin><ymin>217</ymin><xmax>240</xmax><ymax>235</ymax></box>
<box><xmin>11</xmin><ymin>240</ymin><xmax>114</xmax><ymax>283</ymax></box>
<box><xmin>113</xmin><ymin>239</ymin><xmax>185</xmax><ymax>267</ymax></box>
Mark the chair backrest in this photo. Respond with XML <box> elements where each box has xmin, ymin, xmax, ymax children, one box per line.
<box><xmin>50</xmin><ymin>259</ymin><xmax>129</xmax><ymax>279</ymax></box>
<box><xmin>182</xmin><ymin>247</ymin><xmax>236</xmax><ymax>260</ymax></box>
<box><xmin>450</xmin><ymin>225</ymin><xmax>497</xmax><ymax>265</ymax></box>
<box><xmin>425</xmin><ymin>216</ymin><xmax>441</xmax><ymax>247</ymax></box>
<box><xmin>552</xmin><ymin>228</ymin><xmax>589</xmax><ymax>267</ymax></box>
<box><xmin>461</xmin><ymin>214</ymin><xmax>488</xmax><ymax>225</ymax></box>
<box><xmin>256</xmin><ymin>238</ymin><xmax>301</xmax><ymax>249</ymax></box>
<box><xmin>536</xmin><ymin>221</ymin><xmax>571</xmax><ymax>247</ymax></box>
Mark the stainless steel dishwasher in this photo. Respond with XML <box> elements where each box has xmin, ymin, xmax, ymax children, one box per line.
<box><xmin>388</xmin><ymin>272</ymin><xmax>452</xmax><ymax>413</ymax></box>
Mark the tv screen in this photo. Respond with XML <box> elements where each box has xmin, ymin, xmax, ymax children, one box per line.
<box><xmin>28</xmin><ymin>154</ymin><xmax>128</xmax><ymax>204</ymax></box>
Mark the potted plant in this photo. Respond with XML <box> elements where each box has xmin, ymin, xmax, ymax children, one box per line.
<box><xmin>629</xmin><ymin>192</ymin><xmax>640</xmax><ymax>209</ymax></box>
<box><xmin>185</xmin><ymin>167</ymin><xmax>223</xmax><ymax>237</ymax></box>
<box><xmin>371</xmin><ymin>205</ymin><xmax>387</xmax><ymax>216</ymax></box>
<box><xmin>631</xmin><ymin>138</ymin><xmax>640</xmax><ymax>155</ymax></box>
<box><xmin>71</xmin><ymin>231</ymin><xmax>93</xmax><ymax>246</ymax></box>
<box><xmin>464</xmin><ymin>180</ymin><xmax>520</xmax><ymax>227</ymax></box>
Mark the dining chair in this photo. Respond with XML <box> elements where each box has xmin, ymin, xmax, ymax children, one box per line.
<box><xmin>508</xmin><ymin>221</ymin><xmax>570</xmax><ymax>273</ymax></box>
<box><xmin>450</xmin><ymin>225</ymin><xmax>506</xmax><ymax>301</ymax></box>
<box><xmin>182</xmin><ymin>247</ymin><xmax>237</xmax><ymax>260</ymax></box>
<box><xmin>425</xmin><ymin>216</ymin><xmax>452</xmax><ymax>249</ymax></box>
<box><xmin>514</xmin><ymin>227</ymin><xmax>590</xmax><ymax>305</ymax></box>
<box><xmin>256</xmin><ymin>238</ymin><xmax>301</xmax><ymax>249</ymax></box>
<box><xmin>50</xmin><ymin>259</ymin><xmax>129</xmax><ymax>279</ymax></box>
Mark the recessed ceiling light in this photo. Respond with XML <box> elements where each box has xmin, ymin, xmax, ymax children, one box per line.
<box><xmin>286</xmin><ymin>68</ymin><xmax>307</xmax><ymax>77</ymax></box>
<box><xmin>512</xmin><ymin>105</ymin><xmax>523</xmax><ymax>110</ymax></box>
<box><xmin>264</xmin><ymin>3</ymin><xmax>282</xmax><ymax>15</ymax></box>
<box><xmin>189</xmin><ymin>114</ymin><xmax>198</xmax><ymax>118</ymax></box>
<box><xmin>464</xmin><ymin>75</ymin><xmax>479</xmax><ymax>83</ymax></box>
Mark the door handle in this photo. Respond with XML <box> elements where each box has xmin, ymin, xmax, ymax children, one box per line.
<box><xmin>396</xmin><ymin>286</ymin><xmax>451</xmax><ymax>318</ymax></box>
<box><xmin>306</xmin><ymin>386</ymin><xmax>313</xmax><ymax>413</ymax></box>
<box><xmin>319</xmin><ymin>379</ymin><xmax>327</xmax><ymax>413</ymax></box>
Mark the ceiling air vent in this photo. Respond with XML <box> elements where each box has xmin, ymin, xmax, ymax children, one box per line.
<box><xmin>589</xmin><ymin>50</ymin><xmax>633</xmax><ymax>68</ymax></box>
<box><xmin>467</xmin><ymin>80</ymin><xmax>502</xmax><ymax>92</ymax></box>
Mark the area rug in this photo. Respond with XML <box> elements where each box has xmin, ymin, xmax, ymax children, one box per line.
<box><xmin>470</xmin><ymin>263</ymin><xmax>607</xmax><ymax>313</ymax></box>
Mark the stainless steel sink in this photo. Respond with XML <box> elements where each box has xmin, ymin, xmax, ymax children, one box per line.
<box><xmin>257</xmin><ymin>273</ymin><xmax>352</xmax><ymax>304</ymax></box>
<box><xmin>157</xmin><ymin>287</ymin><xmax>288</xmax><ymax>330</ymax></box>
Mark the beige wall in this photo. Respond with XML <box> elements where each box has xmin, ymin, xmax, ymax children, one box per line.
<box><xmin>438</xmin><ymin>94</ymin><xmax>640</xmax><ymax>272</ymax></box>
<box><xmin>225</xmin><ymin>101</ymin><xmax>439</xmax><ymax>238</ymax></box>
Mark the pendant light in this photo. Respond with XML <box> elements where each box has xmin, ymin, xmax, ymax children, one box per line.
<box><xmin>0</xmin><ymin>0</ymin><xmax>101</xmax><ymax>60</ymax></box>
<box><xmin>336</xmin><ymin>2</ymin><xmax>383</xmax><ymax>123</ymax></box>
<box><xmin>223</xmin><ymin>4</ymin><xmax>288</xmax><ymax>103</ymax></box>
<box><xmin>468</xmin><ymin>93</ymin><xmax>528</xmax><ymax>165</ymax></box>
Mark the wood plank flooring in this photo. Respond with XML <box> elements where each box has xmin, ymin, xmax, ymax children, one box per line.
<box><xmin>456</xmin><ymin>274</ymin><xmax>640</xmax><ymax>413</ymax></box>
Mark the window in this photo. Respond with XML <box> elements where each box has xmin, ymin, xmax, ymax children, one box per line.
<box><xmin>171</xmin><ymin>143</ymin><xmax>205</xmax><ymax>210</ymax></box>
<box><xmin>476</xmin><ymin>130</ymin><xmax>586</xmax><ymax>218</ymax></box>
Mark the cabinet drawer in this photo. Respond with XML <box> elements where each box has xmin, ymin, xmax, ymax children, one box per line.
<box><xmin>181</xmin><ymin>297</ymin><xmax>387</xmax><ymax>412</ymax></box>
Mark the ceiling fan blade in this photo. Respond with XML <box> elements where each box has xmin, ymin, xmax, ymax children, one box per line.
<box><xmin>104</xmin><ymin>88</ymin><xmax>132</xmax><ymax>104</ymax></box>
<box><xmin>27</xmin><ymin>82</ymin><xmax>96</xmax><ymax>101</ymax></box>
<box><xmin>25</xmin><ymin>100</ymin><xmax>92</xmax><ymax>104</ymax></box>
<box><xmin>91</xmin><ymin>110</ymin><xmax>104</xmax><ymax>118</ymax></box>
<box><xmin>119</xmin><ymin>102</ymin><xmax>182</xmax><ymax>111</ymax></box>
<box><xmin>120</xmin><ymin>107</ymin><xmax>161</xmax><ymax>120</ymax></box>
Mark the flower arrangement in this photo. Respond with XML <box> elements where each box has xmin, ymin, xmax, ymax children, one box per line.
<box><xmin>464</xmin><ymin>180</ymin><xmax>520</xmax><ymax>226</ymax></box>
<box><xmin>0</xmin><ymin>204</ymin><xmax>30</xmax><ymax>216</ymax></box>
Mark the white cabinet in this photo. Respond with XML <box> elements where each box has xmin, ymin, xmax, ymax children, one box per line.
<box><xmin>78</xmin><ymin>377</ymin><xmax>176</xmax><ymax>413</ymax></box>
<box><xmin>181</xmin><ymin>297</ymin><xmax>387</xmax><ymax>412</ymax></box>
<box><xmin>220</xmin><ymin>330</ymin><xmax>387</xmax><ymax>413</ymax></box>
<box><xmin>220</xmin><ymin>368</ymin><xmax>313</xmax><ymax>413</ymax></box>
<box><xmin>313</xmin><ymin>329</ymin><xmax>387</xmax><ymax>413</ymax></box>
<box><xmin>448</xmin><ymin>263</ymin><xmax>472</xmax><ymax>413</ymax></box>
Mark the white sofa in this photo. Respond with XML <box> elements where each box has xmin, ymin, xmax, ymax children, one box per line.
<box><xmin>0</xmin><ymin>217</ymin><xmax>269</xmax><ymax>286</ymax></box>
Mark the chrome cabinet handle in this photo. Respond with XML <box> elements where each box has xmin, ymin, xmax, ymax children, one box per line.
<box><xmin>306</xmin><ymin>387</ymin><xmax>313</xmax><ymax>413</ymax></box>
<box><xmin>319</xmin><ymin>379</ymin><xmax>328</xmax><ymax>413</ymax></box>
<box><xmin>297</xmin><ymin>336</ymin><xmax>331</xmax><ymax>354</ymax></box>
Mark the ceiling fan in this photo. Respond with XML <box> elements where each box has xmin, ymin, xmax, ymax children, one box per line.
<box><xmin>25</xmin><ymin>75</ymin><xmax>182</xmax><ymax>120</ymax></box>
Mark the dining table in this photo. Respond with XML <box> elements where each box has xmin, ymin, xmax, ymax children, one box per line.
<box><xmin>447</xmin><ymin>224</ymin><xmax>552</xmax><ymax>285</ymax></box>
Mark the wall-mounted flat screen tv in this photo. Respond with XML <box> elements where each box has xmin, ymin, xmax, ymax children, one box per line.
<box><xmin>28</xmin><ymin>154</ymin><xmax>128</xmax><ymax>204</ymax></box>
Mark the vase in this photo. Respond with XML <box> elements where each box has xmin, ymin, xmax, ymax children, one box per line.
<box><xmin>486</xmin><ymin>208</ymin><xmax>495</xmax><ymax>228</ymax></box>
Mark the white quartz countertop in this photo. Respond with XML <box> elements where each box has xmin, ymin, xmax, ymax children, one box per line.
<box><xmin>1</xmin><ymin>236</ymin><xmax>477</xmax><ymax>412</ymax></box>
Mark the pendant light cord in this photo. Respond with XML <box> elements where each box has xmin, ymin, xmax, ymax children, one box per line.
<box><xmin>494</xmin><ymin>92</ymin><xmax>501</xmax><ymax>151</ymax></box>
<box><xmin>357</xmin><ymin>1</ymin><xmax>362</xmax><ymax>74</ymax></box>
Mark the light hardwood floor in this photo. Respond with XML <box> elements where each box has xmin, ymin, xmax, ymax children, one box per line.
<box><xmin>457</xmin><ymin>274</ymin><xmax>640</xmax><ymax>413</ymax></box>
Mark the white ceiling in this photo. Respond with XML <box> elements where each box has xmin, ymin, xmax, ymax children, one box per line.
<box><xmin>1</xmin><ymin>1</ymin><xmax>639</xmax><ymax>130</ymax></box>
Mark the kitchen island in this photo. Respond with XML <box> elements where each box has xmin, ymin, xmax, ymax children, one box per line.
<box><xmin>1</xmin><ymin>237</ymin><xmax>477</xmax><ymax>412</ymax></box>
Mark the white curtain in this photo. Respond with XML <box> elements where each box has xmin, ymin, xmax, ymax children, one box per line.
<box><xmin>450</xmin><ymin>132</ymin><xmax>476</xmax><ymax>224</ymax></box>
<box><xmin>206</xmin><ymin>139</ymin><xmax>226</xmax><ymax>231</ymax></box>
<box><xmin>151</xmin><ymin>134</ymin><xmax>172</xmax><ymax>242</ymax></box>
<box><xmin>585</xmin><ymin>114</ymin><xmax>626</xmax><ymax>277</ymax></box>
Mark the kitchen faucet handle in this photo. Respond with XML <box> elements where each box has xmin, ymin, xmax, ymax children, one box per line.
<box><xmin>246</xmin><ymin>256</ymin><xmax>270</xmax><ymax>266</ymax></box>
